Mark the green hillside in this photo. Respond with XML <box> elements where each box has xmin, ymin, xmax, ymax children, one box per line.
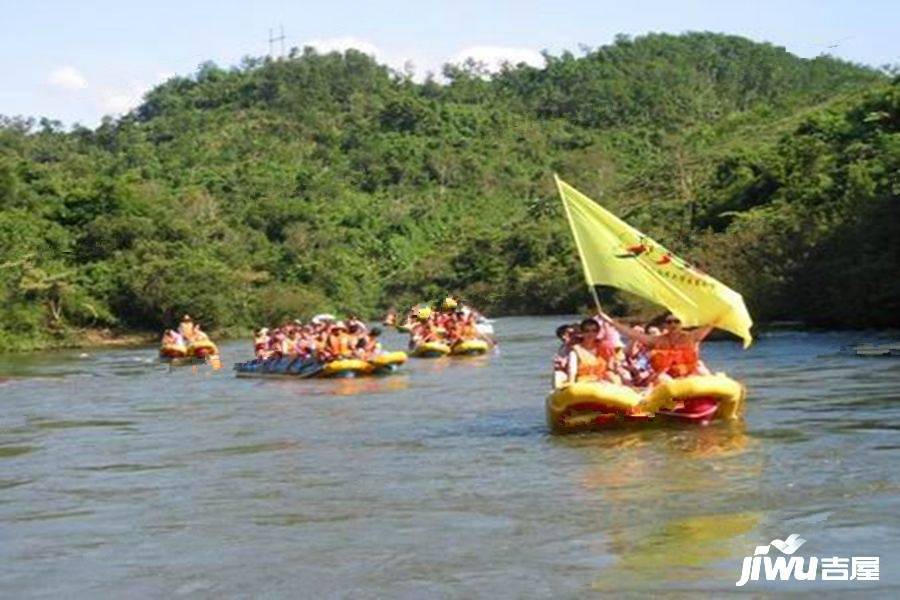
<box><xmin>0</xmin><ymin>32</ymin><xmax>895</xmax><ymax>350</ymax></box>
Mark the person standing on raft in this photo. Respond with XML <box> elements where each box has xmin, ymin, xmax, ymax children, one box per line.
<box><xmin>599</xmin><ymin>311</ymin><xmax>713</xmax><ymax>381</ymax></box>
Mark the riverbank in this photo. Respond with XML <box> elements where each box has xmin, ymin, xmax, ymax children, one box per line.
<box><xmin>3</xmin><ymin>318</ymin><xmax>898</xmax><ymax>356</ymax></box>
<box><xmin>0</xmin><ymin>328</ymin><xmax>158</xmax><ymax>355</ymax></box>
<box><xmin>0</xmin><ymin>325</ymin><xmax>259</xmax><ymax>355</ymax></box>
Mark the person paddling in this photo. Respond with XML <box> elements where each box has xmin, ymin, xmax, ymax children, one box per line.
<box><xmin>599</xmin><ymin>311</ymin><xmax>713</xmax><ymax>381</ymax></box>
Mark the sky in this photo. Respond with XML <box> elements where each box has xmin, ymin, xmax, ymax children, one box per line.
<box><xmin>1</xmin><ymin>0</ymin><xmax>897</xmax><ymax>126</ymax></box>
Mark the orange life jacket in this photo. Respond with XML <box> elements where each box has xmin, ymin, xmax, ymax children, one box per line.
<box><xmin>574</xmin><ymin>345</ymin><xmax>608</xmax><ymax>382</ymax></box>
<box><xmin>650</xmin><ymin>345</ymin><xmax>699</xmax><ymax>377</ymax></box>
<box><xmin>328</xmin><ymin>333</ymin><xmax>352</xmax><ymax>358</ymax></box>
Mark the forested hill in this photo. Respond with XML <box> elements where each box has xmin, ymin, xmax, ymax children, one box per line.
<box><xmin>1</xmin><ymin>32</ymin><xmax>896</xmax><ymax>350</ymax></box>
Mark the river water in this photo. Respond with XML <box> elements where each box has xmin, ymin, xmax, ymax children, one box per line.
<box><xmin>1</xmin><ymin>317</ymin><xmax>898</xmax><ymax>597</ymax></box>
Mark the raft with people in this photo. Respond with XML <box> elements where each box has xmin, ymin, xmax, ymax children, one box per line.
<box><xmin>547</xmin><ymin>176</ymin><xmax>754</xmax><ymax>434</ymax></box>
<box><xmin>159</xmin><ymin>315</ymin><xmax>221</xmax><ymax>366</ymax></box>
<box><xmin>547</xmin><ymin>373</ymin><xmax>746</xmax><ymax>433</ymax></box>
<box><xmin>234</xmin><ymin>351</ymin><xmax>408</xmax><ymax>379</ymax></box>
<box><xmin>234</xmin><ymin>316</ymin><xmax>408</xmax><ymax>379</ymax></box>
<box><xmin>406</xmin><ymin>298</ymin><xmax>495</xmax><ymax>358</ymax></box>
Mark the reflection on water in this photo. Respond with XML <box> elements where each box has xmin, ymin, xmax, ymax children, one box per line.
<box><xmin>568</xmin><ymin>423</ymin><xmax>762</xmax><ymax>591</ymax></box>
<box><xmin>0</xmin><ymin>320</ymin><xmax>898</xmax><ymax>597</ymax></box>
<box><xmin>593</xmin><ymin>511</ymin><xmax>761</xmax><ymax>591</ymax></box>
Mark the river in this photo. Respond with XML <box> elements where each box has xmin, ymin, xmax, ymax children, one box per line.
<box><xmin>1</xmin><ymin>317</ymin><xmax>898</xmax><ymax>597</ymax></box>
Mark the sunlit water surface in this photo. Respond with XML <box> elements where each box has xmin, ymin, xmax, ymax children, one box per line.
<box><xmin>1</xmin><ymin>318</ymin><xmax>898</xmax><ymax>597</ymax></box>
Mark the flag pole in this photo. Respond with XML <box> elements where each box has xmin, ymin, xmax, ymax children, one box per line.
<box><xmin>554</xmin><ymin>174</ymin><xmax>603</xmax><ymax>313</ymax></box>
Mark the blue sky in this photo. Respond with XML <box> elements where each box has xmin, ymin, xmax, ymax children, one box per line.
<box><xmin>1</xmin><ymin>0</ymin><xmax>897</xmax><ymax>126</ymax></box>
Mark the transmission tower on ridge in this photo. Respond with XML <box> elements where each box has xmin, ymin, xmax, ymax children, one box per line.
<box><xmin>268</xmin><ymin>25</ymin><xmax>286</xmax><ymax>59</ymax></box>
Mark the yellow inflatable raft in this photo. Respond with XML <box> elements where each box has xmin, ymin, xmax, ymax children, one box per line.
<box><xmin>546</xmin><ymin>373</ymin><xmax>745</xmax><ymax>434</ymax></box>
<box><xmin>450</xmin><ymin>339</ymin><xmax>490</xmax><ymax>356</ymax></box>
<box><xmin>368</xmin><ymin>351</ymin><xmax>408</xmax><ymax>373</ymax></box>
<box><xmin>319</xmin><ymin>359</ymin><xmax>373</xmax><ymax>378</ymax></box>
<box><xmin>412</xmin><ymin>341</ymin><xmax>451</xmax><ymax>358</ymax></box>
<box><xmin>159</xmin><ymin>343</ymin><xmax>187</xmax><ymax>359</ymax></box>
<box><xmin>641</xmin><ymin>373</ymin><xmax>746</xmax><ymax>419</ymax></box>
<box><xmin>546</xmin><ymin>381</ymin><xmax>644</xmax><ymax>432</ymax></box>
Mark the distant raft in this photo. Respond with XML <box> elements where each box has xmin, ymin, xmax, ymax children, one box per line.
<box><xmin>546</xmin><ymin>373</ymin><xmax>746</xmax><ymax>434</ymax></box>
<box><xmin>234</xmin><ymin>351</ymin><xmax>407</xmax><ymax>379</ymax></box>
<box><xmin>842</xmin><ymin>343</ymin><xmax>900</xmax><ymax>357</ymax></box>
<box><xmin>161</xmin><ymin>339</ymin><xmax>221</xmax><ymax>368</ymax></box>
<box><xmin>450</xmin><ymin>339</ymin><xmax>491</xmax><ymax>356</ymax></box>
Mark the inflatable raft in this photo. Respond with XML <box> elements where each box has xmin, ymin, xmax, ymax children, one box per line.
<box><xmin>546</xmin><ymin>373</ymin><xmax>746</xmax><ymax>434</ymax></box>
<box><xmin>234</xmin><ymin>351</ymin><xmax>408</xmax><ymax>379</ymax></box>
<box><xmin>187</xmin><ymin>340</ymin><xmax>219</xmax><ymax>359</ymax></box>
<box><xmin>159</xmin><ymin>343</ymin><xmax>187</xmax><ymax>359</ymax></box>
<box><xmin>160</xmin><ymin>343</ymin><xmax>216</xmax><ymax>366</ymax></box>
<box><xmin>450</xmin><ymin>339</ymin><xmax>491</xmax><ymax>356</ymax></box>
<box><xmin>842</xmin><ymin>343</ymin><xmax>900</xmax><ymax>357</ymax></box>
<box><xmin>320</xmin><ymin>358</ymin><xmax>376</xmax><ymax>378</ymax></box>
<box><xmin>368</xmin><ymin>351</ymin><xmax>409</xmax><ymax>374</ymax></box>
<box><xmin>412</xmin><ymin>341</ymin><xmax>451</xmax><ymax>358</ymax></box>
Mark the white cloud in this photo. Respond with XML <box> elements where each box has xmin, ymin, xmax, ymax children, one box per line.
<box><xmin>449</xmin><ymin>46</ymin><xmax>544</xmax><ymax>73</ymax></box>
<box><xmin>305</xmin><ymin>36</ymin><xmax>381</xmax><ymax>58</ymax></box>
<box><xmin>301</xmin><ymin>39</ymin><xmax>544</xmax><ymax>80</ymax></box>
<box><xmin>48</xmin><ymin>66</ymin><xmax>88</xmax><ymax>90</ymax></box>
<box><xmin>98</xmin><ymin>72</ymin><xmax>172</xmax><ymax>115</ymax></box>
<box><xmin>304</xmin><ymin>36</ymin><xmax>420</xmax><ymax>79</ymax></box>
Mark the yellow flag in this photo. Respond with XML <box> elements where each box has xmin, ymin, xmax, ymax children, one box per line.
<box><xmin>555</xmin><ymin>175</ymin><xmax>753</xmax><ymax>347</ymax></box>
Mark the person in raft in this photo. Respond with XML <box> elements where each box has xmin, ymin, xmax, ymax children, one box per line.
<box><xmin>178</xmin><ymin>315</ymin><xmax>197</xmax><ymax>342</ymax></box>
<box><xmin>321</xmin><ymin>321</ymin><xmax>355</xmax><ymax>362</ymax></box>
<box><xmin>161</xmin><ymin>329</ymin><xmax>184</xmax><ymax>347</ymax></box>
<box><xmin>356</xmin><ymin>327</ymin><xmax>383</xmax><ymax>359</ymax></box>
<box><xmin>192</xmin><ymin>323</ymin><xmax>211</xmax><ymax>343</ymax></box>
<box><xmin>599</xmin><ymin>311</ymin><xmax>712</xmax><ymax>381</ymax></box>
<box><xmin>565</xmin><ymin>318</ymin><xmax>621</xmax><ymax>385</ymax></box>
<box><xmin>553</xmin><ymin>324</ymin><xmax>578</xmax><ymax>388</ymax></box>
